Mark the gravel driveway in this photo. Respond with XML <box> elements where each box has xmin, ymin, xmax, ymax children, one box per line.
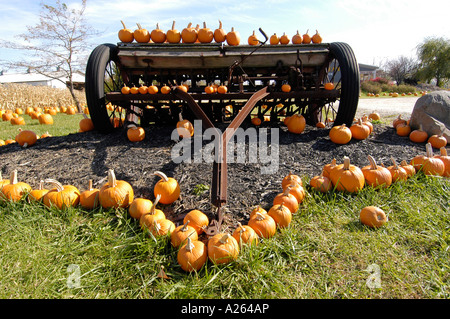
<box><xmin>355</xmin><ymin>96</ymin><xmax>420</xmax><ymax>119</ymax></box>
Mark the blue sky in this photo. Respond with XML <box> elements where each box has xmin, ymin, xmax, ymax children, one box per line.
<box><xmin>0</xmin><ymin>0</ymin><xmax>449</xmax><ymax>72</ymax></box>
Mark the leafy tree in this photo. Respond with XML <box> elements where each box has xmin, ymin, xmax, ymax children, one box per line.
<box><xmin>1</xmin><ymin>0</ymin><xmax>98</xmax><ymax>111</ymax></box>
<box><xmin>416</xmin><ymin>37</ymin><xmax>450</xmax><ymax>87</ymax></box>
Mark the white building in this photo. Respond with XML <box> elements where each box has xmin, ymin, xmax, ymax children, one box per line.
<box><xmin>0</xmin><ymin>70</ymin><xmax>85</xmax><ymax>89</ymax></box>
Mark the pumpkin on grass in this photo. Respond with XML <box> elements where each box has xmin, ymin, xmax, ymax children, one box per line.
<box><xmin>79</xmin><ymin>179</ymin><xmax>100</xmax><ymax>210</ymax></box>
<box><xmin>171</xmin><ymin>220</ymin><xmax>198</xmax><ymax>248</ymax></box>
<box><xmin>309</xmin><ymin>172</ymin><xmax>332</xmax><ymax>193</ymax></box>
<box><xmin>434</xmin><ymin>147</ymin><xmax>450</xmax><ymax>177</ymax></box>
<box><xmin>139</xmin><ymin>194</ymin><xmax>166</xmax><ymax>230</ymax></box>
<box><xmin>183</xmin><ymin>209</ymin><xmax>209</xmax><ymax>235</ymax></box>
<box><xmin>129</xmin><ymin>197</ymin><xmax>153</xmax><ymax>220</ymax></box>
<box><xmin>322</xmin><ymin>158</ymin><xmax>337</xmax><ymax>178</ymax></box>
<box><xmin>360</xmin><ymin>206</ymin><xmax>387</xmax><ymax>228</ymax></box>
<box><xmin>98</xmin><ymin>169</ymin><xmax>134</xmax><ymax>209</ymax></box>
<box><xmin>248</xmin><ymin>212</ymin><xmax>277</xmax><ymax>238</ymax></box>
<box><xmin>1</xmin><ymin>170</ymin><xmax>31</xmax><ymax>202</ymax></box>
<box><xmin>0</xmin><ymin>171</ymin><xmax>10</xmax><ymax>190</ymax></box>
<box><xmin>207</xmin><ymin>233</ymin><xmax>239</xmax><ymax>265</ymax></box>
<box><xmin>268</xmin><ymin>203</ymin><xmax>292</xmax><ymax>228</ymax></box>
<box><xmin>153</xmin><ymin>171</ymin><xmax>180</xmax><ymax>205</ymax></box>
<box><xmin>361</xmin><ymin>155</ymin><xmax>392</xmax><ymax>188</ymax></box>
<box><xmin>400</xmin><ymin>160</ymin><xmax>416</xmax><ymax>178</ymax></box>
<box><xmin>273</xmin><ymin>186</ymin><xmax>299</xmax><ymax>214</ymax></box>
<box><xmin>249</xmin><ymin>206</ymin><xmax>267</xmax><ymax>219</ymax></box>
<box><xmin>177</xmin><ymin>237</ymin><xmax>208</xmax><ymax>272</ymax></box>
<box><xmin>149</xmin><ymin>218</ymin><xmax>175</xmax><ymax>237</ymax></box>
<box><xmin>329</xmin><ymin>156</ymin><xmax>365</xmax><ymax>193</ymax></box>
<box><xmin>232</xmin><ymin>222</ymin><xmax>259</xmax><ymax>246</ymax></box>
<box><xmin>387</xmin><ymin>157</ymin><xmax>408</xmax><ymax>182</ymax></box>
<box><xmin>422</xmin><ymin>143</ymin><xmax>445</xmax><ymax>176</ymax></box>
<box><xmin>42</xmin><ymin>179</ymin><xmax>80</xmax><ymax>209</ymax></box>
<box><xmin>79</xmin><ymin>118</ymin><xmax>94</xmax><ymax>132</ymax></box>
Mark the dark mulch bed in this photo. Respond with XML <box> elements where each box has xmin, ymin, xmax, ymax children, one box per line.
<box><xmin>0</xmin><ymin>122</ymin><xmax>429</xmax><ymax>230</ymax></box>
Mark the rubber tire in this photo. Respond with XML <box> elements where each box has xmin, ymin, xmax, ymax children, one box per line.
<box><xmin>328</xmin><ymin>42</ymin><xmax>360</xmax><ymax>127</ymax></box>
<box><xmin>85</xmin><ymin>43</ymin><xmax>118</xmax><ymax>133</ymax></box>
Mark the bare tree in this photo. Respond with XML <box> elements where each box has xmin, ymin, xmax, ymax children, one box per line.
<box><xmin>384</xmin><ymin>56</ymin><xmax>418</xmax><ymax>85</ymax></box>
<box><xmin>1</xmin><ymin>0</ymin><xmax>99</xmax><ymax>112</ymax></box>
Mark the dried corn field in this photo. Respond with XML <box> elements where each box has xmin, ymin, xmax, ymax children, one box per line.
<box><xmin>0</xmin><ymin>83</ymin><xmax>86</xmax><ymax>111</ymax></box>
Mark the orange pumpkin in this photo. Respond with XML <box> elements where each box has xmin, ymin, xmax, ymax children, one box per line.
<box><xmin>272</xmin><ymin>186</ymin><xmax>299</xmax><ymax>214</ymax></box>
<box><xmin>98</xmin><ymin>169</ymin><xmax>134</xmax><ymax>209</ymax></box>
<box><xmin>434</xmin><ymin>147</ymin><xmax>450</xmax><ymax>177</ymax></box>
<box><xmin>118</xmin><ymin>20</ymin><xmax>134</xmax><ymax>43</ymax></box>
<box><xmin>329</xmin><ymin>124</ymin><xmax>352</xmax><ymax>144</ymax></box>
<box><xmin>79</xmin><ymin>118</ymin><xmax>94</xmax><ymax>132</ymax></box>
<box><xmin>309</xmin><ymin>172</ymin><xmax>332</xmax><ymax>193</ymax></box>
<box><xmin>291</xmin><ymin>30</ymin><xmax>302</xmax><ymax>44</ymax></box>
<box><xmin>134</xmin><ymin>23</ymin><xmax>150</xmax><ymax>43</ymax></box>
<box><xmin>248</xmin><ymin>212</ymin><xmax>277</xmax><ymax>239</ymax></box>
<box><xmin>361</xmin><ymin>155</ymin><xmax>392</xmax><ymax>188</ymax></box>
<box><xmin>166</xmin><ymin>21</ymin><xmax>181</xmax><ymax>43</ymax></box>
<box><xmin>150</xmin><ymin>23</ymin><xmax>166</xmax><ymax>43</ymax></box>
<box><xmin>181</xmin><ymin>22</ymin><xmax>197</xmax><ymax>43</ymax></box>
<box><xmin>42</xmin><ymin>179</ymin><xmax>80</xmax><ymax>209</ymax></box>
<box><xmin>286</xmin><ymin>114</ymin><xmax>306</xmax><ymax>134</ymax></box>
<box><xmin>139</xmin><ymin>194</ymin><xmax>166</xmax><ymax>230</ymax></box>
<box><xmin>360</xmin><ymin>206</ymin><xmax>387</xmax><ymax>228</ymax></box>
<box><xmin>153</xmin><ymin>171</ymin><xmax>180</xmax><ymax>205</ymax></box>
<box><xmin>248</xmin><ymin>30</ymin><xmax>259</xmax><ymax>45</ymax></box>
<box><xmin>170</xmin><ymin>220</ymin><xmax>198</xmax><ymax>248</ymax></box>
<box><xmin>269</xmin><ymin>33</ymin><xmax>279</xmax><ymax>45</ymax></box>
<box><xmin>198</xmin><ymin>22</ymin><xmax>213</xmax><ymax>43</ymax></box>
<box><xmin>311</xmin><ymin>30</ymin><xmax>322</xmax><ymax>44</ymax></box>
<box><xmin>226</xmin><ymin>27</ymin><xmax>240</xmax><ymax>46</ymax></box>
<box><xmin>387</xmin><ymin>157</ymin><xmax>408</xmax><ymax>182</ymax></box>
<box><xmin>79</xmin><ymin>179</ymin><xmax>100</xmax><ymax>210</ymax></box>
<box><xmin>207</xmin><ymin>233</ymin><xmax>239</xmax><ymax>265</ymax></box>
<box><xmin>268</xmin><ymin>204</ymin><xmax>292</xmax><ymax>228</ymax></box>
<box><xmin>409</xmin><ymin>124</ymin><xmax>428</xmax><ymax>143</ymax></box>
<box><xmin>15</xmin><ymin>129</ymin><xmax>37</xmax><ymax>147</ymax></box>
<box><xmin>1</xmin><ymin>170</ymin><xmax>32</xmax><ymax>202</ymax></box>
<box><xmin>127</xmin><ymin>125</ymin><xmax>145</xmax><ymax>142</ymax></box>
<box><xmin>213</xmin><ymin>20</ymin><xmax>226</xmax><ymax>43</ymax></box>
<box><xmin>232</xmin><ymin>223</ymin><xmax>259</xmax><ymax>246</ymax></box>
<box><xmin>350</xmin><ymin>118</ymin><xmax>370</xmax><ymax>140</ymax></box>
<box><xmin>28</xmin><ymin>180</ymin><xmax>49</xmax><ymax>203</ymax></box>
<box><xmin>302</xmin><ymin>29</ymin><xmax>311</xmax><ymax>43</ymax></box>
<box><xmin>279</xmin><ymin>32</ymin><xmax>290</xmax><ymax>45</ymax></box>
<box><xmin>422</xmin><ymin>143</ymin><xmax>445</xmax><ymax>176</ymax></box>
<box><xmin>129</xmin><ymin>197</ymin><xmax>153</xmax><ymax>220</ymax></box>
<box><xmin>183</xmin><ymin>209</ymin><xmax>209</xmax><ymax>235</ymax></box>
<box><xmin>176</xmin><ymin>113</ymin><xmax>194</xmax><ymax>138</ymax></box>
<box><xmin>428</xmin><ymin>132</ymin><xmax>447</xmax><ymax>149</ymax></box>
<box><xmin>177</xmin><ymin>237</ymin><xmax>208</xmax><ymax>272</ymax></box>
<box><xmin>329</xmin><ymin>156</ymin><xmax>365</xmax><ymax>193</ymax></box>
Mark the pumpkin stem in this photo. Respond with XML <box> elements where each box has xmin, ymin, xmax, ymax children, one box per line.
<box><xmin>440</xmin><ymin>147</ymin><xmax>447</xmax><ymax>156</ymax></box>
<box><xmin>136</xmin><ymin>23</ymin><xmax>142</xmax><ymax>30</ymax></box>
<box><xmin>186</xmin><ymin>237</ymin><xmax>195</xmax><ymax>252</ymax></box>
<box><xmin>367</xmin><ymin>155</ymin><xmax>378</xmax><ymax>170</ymax></box>
<box><xmin>10</xmin><ymin>170</ymin><xmax>18</xmax><ymax>185</ymax></box>
<box><xmin>390</xmin><ymin>156</ymin><xmax>399</xmax><ymax>169</ymax></box>
<box><xmin>283</xmin><ymin>186</ymin><xmax>292</xmax><ymax>196</ymax></box>
<box><xmin>180</xmin><ymin>219</ymin><xmax>190</xmax><ymax>232</ymax></box>
<box><xmin>187</xmin><ymin>22</ymin><xmax>192</xmax><ymax>28</ymax></box>
<box><xmin>218</xmin><ymin>20</ymin><xmax>222</xmax><ymax>29</ymax></box>
<box><xmin>107</xmin><ymin>169</ymin><xmax>117</xmax><ymax>187</ymax></box>
<box><xmin>171</xmin><ymin>20</ymin><xmax>176</xmax><ymax>30</ymax></box>
<box><xmin>150</xmin><ymin>194</ymin><xmax>161</xmax><ymax>214</ymax></box>
<box><xmin>38</xmin><ymin>180</ymin><xmax>44</xmax><ymax>190</ymax></box>
<box><xmin>219</xmin><ymin>233</ymin><xmax>231</xmax><ymax>244</ymax></box>
<box><xmin>203</xmin><ymin>21</ymin><xmax>207</xmax><ymax>28</ymax></box>
<box><xmin>43</xmin><ymin>178</ymin><xmax>64</xmax><ymax>192</ymax></box>
<box><xmin>425</xmin><ymin>142</ymin><xmax>433</xmax><ymax>158</ymax></box>
<box><xmin>255</xmin><ymin>212</ymin><xmax>266</xmax><ymax>221</ymax></box>
<box><xmin>88</xmin><ymin>179</ymin><xmax>93</xmax><ymax>191</ymax></box>
<box><xmin>178</xmin><ymin>113</ymin><xmax>183</xmax><ymax>122</ymax></box>
<box><xmin>120</xmin><ymin>20</ymin><xmax>127</xmax><ymax>29</ymax></box>
<box><xmin>343</xmin><ymin>156</ymin><xmax>350</xmax><ymax>170</ymax></box>
<box><xmin>154</xmin><ymin>171</ymin><xmax>169</xmax><ymax>182</ymax></box>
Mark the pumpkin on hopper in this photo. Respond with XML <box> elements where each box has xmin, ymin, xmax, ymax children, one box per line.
<box><xmin>269</xmin><ymin>33</ymin><xmax>279</xmax><ymax>45</ymax></box>
<box><xmin>134</xmin><ymin>23</ymin><xmax>150</xmax><ymax>43</ymax></box>
<box><xmin>138</xmin><ymin>84</ymin><xmax>148</xmax><ymax>94</ymax></box>
<box><xmin>153</xmin><ymin>171</ymin><xmax>180</xmax><ymax>205</ymax></box>
<box><xmin>42</xmin><ymin>179</ymin><xmax>80</xmax><ymax>209</ymax></box>
<box><xmin>422</xmin><ymin>143</ymin><xmax>445</xmax><ymax>176</ymax></box>
<box><xmin>434</xmin><ymin>147</ymin><xmax>450</xmax><ymax>177</ymax></box>
<box><xmin>361</xmin><ymin>155</ymin><xmax>392</xmax><ymax>188</ymax></box>
<box><xmin>171</xmin><ymin>220</ymin><xmax>198</xmax><ymax>248</ymax></box>
<box><xmin>183</xmin><ymin>209</ymin><xmax>209</xmax><ymax>235</ymax></box>
<box><xmin>161</xmin><ymin>85</ymin><xmax>171</xmax><ymax>94</ymax></box>
<box><xmin>177</xmin><ymin>237</ymin><xmax>208</xmax><ymax>272</ymax></box>
<box><xmin>198</xmin><ymin>22</ymin><xmax>214</xmax><ymax>43</ymax></box>
<box><xmin>302</xmin><ymin>29</ymin><xmax>311</xmax><ymax>44</ymax></box>
<box><xmin>181</xmin><ymin>22</ymin><xmax>197</xmax><ymax>43</ymax></box>
<box><xmin>217</xmin><ymin>85</ymin><xmax>227</xmax><ymax>94</ymax></box>
<box><xmin>208</xmin><ymin>233</ymin><xmax>239</xmax><ymax>265</ymax></box>
<box><xmin>1</xmin><ymin>170</ymin><xmax>32</xmax><ymax>202</ymax></box>
<box><xmin>286</xmin><ymin>114</ymin><xmax>306</xmax><ymax>134</ymax></box>
<box><xmin>279</xmin><ymin>32</ymin><xmax>290</xmax><ymax>45</ymax></box>
<box><xmin>248</xmin><ymin>212</ymin><xmax>277</xmax><ymax>239</ymax></box>
<box><xmin>28</xmin><ymin>180</ymin><xmax>49</xmax><ymax>203</ymax></box>
<box><xmin>79</xmin><ymin>179</ymin><xmax>100</xmax><ymax>210</ymax></box>
<box><xmin>232</xmin><ymin>223</ymin><xmax>259</xmax><ymax>246</ymax></box>
<box><xmin>98</xmin><ymin>169</ymin><xmax>134</xmax><ymax>209</ymax></box>
<box><xmin>291</xmin><ymin>30</ymin><xmax>302</xmax><ymax>44</ymax></box>
<box><xmin>324</xmin><ymin>82</ymin><xmax>335</xmax><ymax>91</ymax></box>
<box><xmin>329</xmin><ymin>156</ymin><xmax>365</xmax><ymax>193</ymax></box>
<box><xmin>311</xmin><ymin>30</ymin><xmax>322</xmax><ymax>43</ymax></box>
<box><xmin>268</xmin><ymin>203</ymin><xmax>292</xmax><ymax>228</ymax></box>
<box><xmin>329</xmin><ymin>124</ymin><xmax>352</xmax><ymax>144</ymax></box>
<box><xmin>248</xmin><ymin>30</ymin><xmax>259</xmax><ymax>45</ymax></box>
<box><xmin>226</xmin><ymin>27</ymin><xmax>240</xmax><ymax>46</ymax></box>
<box><xmin>166</xmin><ymin>21</ymin><xmax>181</xmax><ymax>43</ymax></box>
<box><xmin>150</xmin><ymin>23</ymin><xmax>166</xmax><ymax>43</ymax></box>
<box><xmin>213</xmin><ymin>20</ymin><xmax>226</xmax><ymax>43</ymax></box>
<box><xmin>118</xmin><ymin>20</ymin><xmax>134</xmax><ymax>43</ymax></box>
<box><xmin>281</xmin><ymin>83</ymin><xmax>291</xmax><ymax>93</ymax></box>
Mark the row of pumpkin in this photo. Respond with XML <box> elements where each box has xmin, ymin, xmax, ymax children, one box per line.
<box><xmin>1</xmin><ymin>139</ymin><xmax>449</xmax><ymax>271</ymax></box>
<box><xmin>119</xmin><ymin>20</ymin><xmax>323</xmax><ymax>46</ymax></box>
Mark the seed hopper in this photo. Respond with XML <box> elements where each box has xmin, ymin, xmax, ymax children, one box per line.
<box><xmin>85</xmin><ymin>29</ymin><xmax>360</xmax><ymax>234</ymax></box>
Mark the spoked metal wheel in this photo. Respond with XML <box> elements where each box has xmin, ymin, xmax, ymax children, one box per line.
<box><xmin>85</xmin><ymin>43</ymin><xmax>128</xmax><ymax>133</ymax></box>
<box><xmin>316</xmin><ymin>42</ymin><xmax>360</xmax><ymax>127</ymax></box>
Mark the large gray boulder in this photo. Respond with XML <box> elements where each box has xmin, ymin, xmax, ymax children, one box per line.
<box><xmin>409</xmin><ymin>91</ymin><xmax>450</xmax><ymax>143</ymax></box>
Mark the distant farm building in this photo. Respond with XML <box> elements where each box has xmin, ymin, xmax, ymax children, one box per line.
<box><xmin>359</xmin><ymin>64</ymin><xmax>379</xmax><ymax>81</ymax></box>
<box><xmin>0</xmin><ymin>69</ymin><xmax>85</xmax><ymax>90</ymax></box>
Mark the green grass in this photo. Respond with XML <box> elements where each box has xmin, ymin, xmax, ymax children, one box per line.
<box><xmin>1</xmin><ymin>172</ymin><xmax>448</xmax><ymax>299</ymax></box>
<box><xmin>0</xmin><ymin>113</ymin><xmax>85</xmax><ymax>141</ymax></box>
